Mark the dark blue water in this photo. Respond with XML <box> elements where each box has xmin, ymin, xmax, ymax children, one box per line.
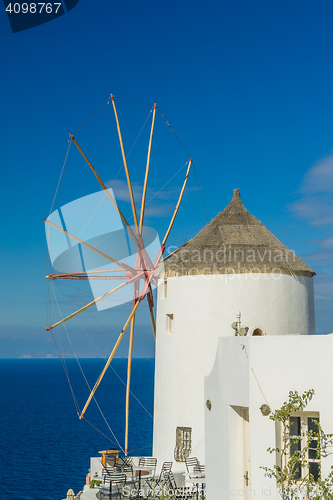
<box><xmin>0</xmin><ymin>358</ymin><xmax>154</xmax><ymax>500</ymax></box>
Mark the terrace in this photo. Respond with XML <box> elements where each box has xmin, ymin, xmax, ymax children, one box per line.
<box><xmin>75</xmin><ymin>454</ymin><xmax>206</xmax><ymax>500</ymax></box>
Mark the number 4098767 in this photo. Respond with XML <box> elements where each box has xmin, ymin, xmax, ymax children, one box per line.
<box><xmin>6</xmin><ymin>3</ymin><xmax>62</xmax><ymax>13</ymax></box>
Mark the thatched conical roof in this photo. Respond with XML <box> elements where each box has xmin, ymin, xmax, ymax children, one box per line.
<box><xmin>163</xmin><ymin>189</ymin><xmax>315</xmax><ymax>278</ymax></box>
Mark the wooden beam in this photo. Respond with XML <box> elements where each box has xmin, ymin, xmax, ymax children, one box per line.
<box><xmin>69</xmin><ymin>133</ymin><xmax>151</xmax><ymax>291</ymax></box>
<box><xmin>162</xmin><ymin>159</ymin><xmax>192</xmax><ymax>247</ymax></box>
<box><xmin>69</xmin><ymin>134</ymin><xmax>140</xmax><ymax>247</ymax></box>
<box><xmin>139</xmin><ymin>104</ymin><xmax>156</xmax><ymax>235</ymax></box>
<box><xmin>125</xmin><ymin>314</ymin><xmax>135</xmax><ymax>455</ymax></box>
<box><xmin>150</xmin><ymin>308</ymin><xmax>156</xmax><ymax>340</ymax></box>
<box><xmin>46</xmin><ymin>280</ymin><xmax>130</xmax><ymax>331</ymax></box>
<box><xmin>47</xmin><ymin>268</ymin><xmax>125</xmax><ymax>279</ymax></box>
<box><xmin>47</xmin><ymin>275</ymin><xmax>129</xmax><ymax>280</ymax></box>
<box><xmin>79</xmin><ymin>299</ymin><xmax>141</xmax><ymax>419</ymax></box>
<box><xmin>111</xmin><ymin>95</ymin><xmax>139</xmax><ymax>229</ymax></box>
<box><xmin>125</xmin><ymin>252</ymin><xmax>140</xmax><ymax>454</ymax></box>
<box><xmin>45</xmin><ymin>218</ymin><xmax>135</xmax><ymax>274</ymax></box>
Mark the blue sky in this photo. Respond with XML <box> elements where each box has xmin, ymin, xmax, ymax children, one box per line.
<box><xmin>1</xmin><ymin>0</ymin><xmax>333</xmax><ymax>358</ymax></box>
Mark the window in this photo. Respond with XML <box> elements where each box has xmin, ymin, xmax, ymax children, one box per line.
<box><xmin>286</xmin><ymin>412</ymin><xmax>320</xmax><ymax>482</ymax></box>
<box><xmin>174</xmin><ymin>426</ymin><xmax>192</xmax><ymax>462</ymax></box>
<box><xmin>252</xmin><ymin>327</ymin><xmax>264</xmax><ymax>336</ymax></box>
<box><xmin>166</xmin><ymin>314</ymin><xmax>174</xmax><ymax>333</ymax></box>
<box><xmin>308</xmin><ymin>417</ymin><xmax>320</xmax><ymax>481</ymax></box>
<box><xmin>162</xmin><ymin>278</ymin><xmax>167</xmax><ymax>299</ymax></box>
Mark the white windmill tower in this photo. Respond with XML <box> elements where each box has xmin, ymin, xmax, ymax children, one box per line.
<box><xmin>152</xmin><ymin>188</ymin><xmax>315</xmax><ymax>470</ymax></box>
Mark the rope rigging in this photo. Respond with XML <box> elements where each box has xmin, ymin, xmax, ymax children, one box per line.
<box><xmin>73</xmin><ymin>99</ymin><xmax>110</xmax><ymax>136</ymax></box>
<box><xmin>64</xmin><ymin>101</ymin><xmax>111</xmax><ymax>238</ymax></box>
<box><xmin>49</xmin><ymin>140</ymin><xmax>71</xmax><ymax>217</ymax></box>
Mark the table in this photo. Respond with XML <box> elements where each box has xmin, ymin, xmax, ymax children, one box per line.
<box><xmin>98</xmin><ymin>449</ymin><xmax>119</xmax><ymax>467</ymax></box>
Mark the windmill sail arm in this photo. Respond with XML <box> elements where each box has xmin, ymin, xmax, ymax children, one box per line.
<box><xmin>125</xmin><ymin>315</ymin><xmax>136</xmax><ymax>455</ymax></box>
<box><xmin>46</xmin><ymin>265</ymin><xmax>156</xmax><ymax>331</ymax></box>
<box><xmin>146</xmin><ymin>284</ymin><xmax>156</xmax><ymax>339</ymax></box>
<box><xmin>125</xmin><ymin>271</ymin><xmax>140</xmax><ymax>455</ymax></box>
<box><xmin>79</xmin><ymin>299</ymin><xmax>141</xmax><ymax>419</ymax></box>
<box><xmin>162</xmin><ymin>158</ymin><xmax>192</xmax><ymax>247</ymax></box>
<box><xmin>70</xmin><ymin>133</ymin><xmax>152</xmax><ymax>285</ymax></box>
<box><xmin>111</xmin><ymin>95</ymin><xmax>139</xmax><ymax>229</ymax></box>
<box><xmin>46</xmin><ymin>280</ymin><xmax>129</xmax><ymax>331</ymax></box>
<box><xmin>139</xmin><ymin>104</ymin><xmax>156</xmax><ymax>234</ymax></box>
<box><xmin>69</xmin><ymin>134</ymin><xmax>140</xmax><ymax>247</ymax></box>
<box><xmin>78</xmin><ymin>270</ymin><xmax>156</xmax><ymax>419</ymax></box>
<box><xmin>55</xmin><ymin>275</ymin><xmax>129</xmax><ymax>280</ymax></box>
<box><xmin>149</xmin><ymin>307</ymin><xmax>156</xmax><ymax>339</ymax></box>
<box><xmin>47</xmin><ymin>274</ymin><xmax>129</xmax><ymax>280</ymax></box>
<box><xmin>45</xmin><ymin>218</ymin><xmax>135</xmax><ymax>274</ymax></box>
<box><xmin>47</xmin><ymin>269</ymin><xmax>128</xmax><ymax>280</ymax></box>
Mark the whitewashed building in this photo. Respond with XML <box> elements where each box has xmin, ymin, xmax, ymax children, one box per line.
<box><xmin>153</xmin><ymin>189</ymin><xmax>333</xmax><ymax>496</ymax></box>
<box><xmin>204</xmin><ymin>334</ymin><xmax>333</xmax><ymax>499</ymax></box>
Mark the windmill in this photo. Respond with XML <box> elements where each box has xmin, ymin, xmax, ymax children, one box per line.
<box><xmin>44</xmin><ymin>94</ymin><xmax>192</xmax><ymax>455</ymax></box>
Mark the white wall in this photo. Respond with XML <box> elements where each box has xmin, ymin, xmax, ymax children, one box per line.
<box><xmin>153</xmin><ymin>273</ymin><xmax>315</xmax><ymax>471</ymax></box>
<box><xmin>205</xmin><ymin>335</ymin><xmax>333</xmax><ymax>499</ymax></box>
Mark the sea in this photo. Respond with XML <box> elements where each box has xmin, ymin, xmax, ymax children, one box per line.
<box><xmin>0</xmin><ymin>358</ymin><xmax>155</xmax><ymax>500</ymax></box>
